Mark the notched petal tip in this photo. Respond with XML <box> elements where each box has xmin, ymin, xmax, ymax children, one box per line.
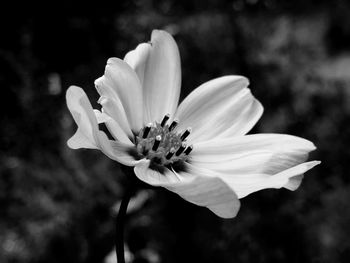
<box><xmin>124</xmin><ymin>43</ymin><xmax>152</xmax><ymax>75</ymax></box>
<box><xmin>106</xmin><ymin>57</ymin><xmax>119</xmax><ymax>66</ymax></box>
<box><xmin>105</xmin><ymin>57</ymin><xmax>141</xmax><ymax>80</ymax></box>
<box><xmin>94</xmin><ymin>76</ymin><xmax>105</xmax><ymax>88</ymax></box>
<box><xmin>151</xmin><ymin>29</ymin><xmax>175</xmax><ymax>41</ymax></box>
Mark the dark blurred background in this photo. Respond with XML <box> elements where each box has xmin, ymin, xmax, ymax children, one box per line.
<box><xmin>1</xmin><ymin>0</ymin><xmax>349</xmax><ymax>262</ymax></box>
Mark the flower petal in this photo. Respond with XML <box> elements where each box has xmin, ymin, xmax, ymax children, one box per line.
<box><xmin>97</xmin><ymin>95</ymin><xmax>132</xmax><ymax>139</ymax></box>
<box><xmin>134</xmin><ymin>160</ymin><xmax>241</xmax><ymax>218</ymax></box>
<box><xmin>284</xmin><ymin>175</ymin><xmax>304</xmax><ymax>191</ymax></box>
<box><xmin>66</xmin><ymin>86</ymin><xmax>137</xmax><ymax>166</ymax></box>
<box><xmin>95</xmin><ymin>58</ymin><xmax>143</xmax><ymax>133</ymax></box>
<box><xmin>190</xmin><ymin>134</ymin><xmax>320</xmax><ymax>198</ymax></box>
<box><xmin>214</xmin><ymin>161</ymin><xmax>320</xmax><ymax>198</ymax></box>
<box><xmin>277</xmin><ymin>161</ymin><xmax>320</xmax><ymax>191</ymax></box>
<box><xmin>191</xmin><ymin>134</ymin><xmax>316</xmax><ymax>164</ymax></box>
<box><xmin>142</xmin><ymin>30</ymin><xmax>181</xmax><ymax>123</ymax></box>
<box><xmin>66</xmin><ymin>85</ymin><xmax>99</xmax><ymax>149</ymax></box>
<box><xmin>108</xmin><ymin>140</ymin><xmax>142</xmax><ymax>167</ymax></box>
<box><xmin>175</xmin><ymin>76</ymin><xmax>263</xmax><ymax>144</ymax></box>
<box><xmin>94</xmin><ymin>110</ymin><xmax>133</xmax><ymax>146</ymax></box>
<box><xmin>124</xmin><ymin>43</ymin><xmax>152</xmax><ymax>86</ymax></box>
<box><xmin>67</xmin><ymin>130</ymin><xmax>97</xmax><ymax>149</ymax></box>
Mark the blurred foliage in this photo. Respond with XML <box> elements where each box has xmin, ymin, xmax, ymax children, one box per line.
<box><xmin>1</xmin><ymin>0</ymin><xmax>350</xmax><ymax>262</ymax></box>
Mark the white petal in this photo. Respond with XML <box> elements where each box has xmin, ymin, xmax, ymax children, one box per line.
<box><xmin>276</xmin><ymin>161</ymin><xmax>320</xmax><ymax>191</ymax></box>
<box><xmin>124</xmin><ymin>43</ymin><xmax>152</xmax><ymax>86</ymax></box>
<box><xmin>284</xmin><ymin>175</ymin><xmax>304</xmax><ymax>191</ymax></box>
<box><xmin>143</xmin><ymin>30</ymin><xmax>181</xmax><ymax>123</ymax></box>
<box><xmin>175</xmin><ymin>76</ymin><xmax>263</xmax><ymax>144</ymax></box>
<box><xmin>191</xmin><ymin>134</ymin><xmax>316</xmax><ymax>165</ymax></box>
<box><xmin>192</xmin><ymin>150</ymin><xmax>310</xmax><ymax>176</ymax></box>
<box><xmin>97</xmin><ymin>94</ymin><xmax>132</xmax><ymax>138</ymax></box>
<box><xmin>134</xmin><ymin>160</ymin><xmax>241</xmax><ymax>218</ymax></box>
<box><xmin>66</xmin><ymin>86</ymin><xmax>99</xmax><ymax>149</ymax></box>
<box><xmin>218</xmin><ymin>98</ymin><xmax>263</xmax><ymax>138</ymax></box>
<box><xmin>190</xmin><ymin>134</ymin><xmax>320</xmax><ymax>198</ymax></box>
<box><xmin>133</xmin><ymin>159</ymin><xmax>182</xmax><ymax>186</ymax></box>
<box><xmin>108</xmin><ymin>141</ymin><xmax>142</xmax><ymax>167</ymax></box>
<box><xmin>67</xmin><ymin>128</ymin><xmax>98</xmax><ymax>149</ymax></box>
<box><xmin>95</xmin><ymin>58</ymin><xmax>143</xmax><ymax>133</ymax></box>
<box><xmin>197</xmin><ymin>161</ymin><xmax>319</xmax><ymax>199</ymax></box>
<box><xmin>216</xmin><ymin>172</ymin><xmax>288</xmax><ymax>199</ymax></box>
<box><xmin>94</xmin><ymin>110</ymin><xmax>133</xmax><ymax>146</ymax></box>
<box><xmin>96</xmin><ymin>132</ymin><xmax>140</xmax><ymax>167</ymax></box>
<box><xmin>66</xmin><ymin>86</ymin><xmax>136</xmax><ymax>166</ymax></box>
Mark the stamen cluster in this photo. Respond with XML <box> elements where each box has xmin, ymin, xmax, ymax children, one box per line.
<box><xmin>135</xmin><ymin>114</ymin><xmax>193</xmax><ymax>166</ymax></box>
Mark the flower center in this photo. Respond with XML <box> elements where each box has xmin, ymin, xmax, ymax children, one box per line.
<box><xmin>135</xmin><ymin>114</ymin><xmax>193</xmax><ymax>166</ymax></box>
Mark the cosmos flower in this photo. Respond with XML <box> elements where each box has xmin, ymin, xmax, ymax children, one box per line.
<box><xmin>66</xmin><ymin>30</ymin><xmax>320</xmax><ymax>218</ymax></box>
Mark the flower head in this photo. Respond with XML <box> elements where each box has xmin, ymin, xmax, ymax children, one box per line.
<box><xmin>66</xmin><ymin>30</ymin><xmax>320</xmax><ymax>218</ymax></box>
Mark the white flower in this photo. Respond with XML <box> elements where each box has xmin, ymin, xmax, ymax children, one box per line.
<box><xmin>66</xmin><ymin>30</ymin><xmax>320</xmax><ymax>218</ymax></box>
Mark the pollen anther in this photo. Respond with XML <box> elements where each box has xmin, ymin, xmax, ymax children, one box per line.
<box><xmin>184</xmin><ymin>145</ymin><xmax>193</xmax><ymax>155</ymax></box>
<box><xmin>143</xmin><ymin>123</ymin><xmax>152</xmax><ymax>138</ymax></box>
<box><xmin>166</xmin><ymin>148</ymin><xmax>176</xmax><ymax>159</ymax></box>
<box><xmin>136</xmin><ymin>116</ymin><xmax>193</xmax><ymax>166</ymax></box>
<box><xmin>152</xmin><ymin>135</ymin><xmax>162</xmax><ymax>151</ymax></box>
<box><xmin>161</xmin><ymin>114</ymin><xmax>170</xmax><ymax>127</ymax></box>
<box><xmin>176</xmin><ymin>142</ymin><xmax>187</xmax><ymax>156</ymax></box>
<box><xmin>168</xmin><ymin>119</ymin><xmax>179</xmax><ymax>131</ymax></box>
<box><xmin>180</xmin><ymin>128</ymin><xmax>192</xmax><ymax>141</ymax></box>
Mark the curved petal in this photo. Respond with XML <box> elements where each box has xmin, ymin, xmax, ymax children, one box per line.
<box><xmin>97</xmin><ymin>94</ymin><xmax>132</xmax><ymax>139</ymax></box>
<box><xmin>66</xmin><ymin>86</ymin><xmax>99</xmax><ymax>149</ymax></box>
<box><xmin>190</xmin><ymin>134</ymin><xmax>320</xmax><ymax>198</ymax></box>
<box><xmin>108</xmin><ymin>141</ymin><xmax>143</xmax><ymax>167</ymax></box>
<box><xmin>95</xmin><ymin>58</ymin><xmax>143</xmax><ymax>133</ymax></box>
<box><xmin>215</xmin><ymin>161</ymin><xmax>320</xmax><ymax>199</ymax></box>
<box><xmin>94</xmin><ymin>110</ymin><xmax>133</xmax><ymax>146</ymax></box>
<box><xmin>284</xmin><ymin>174</ymin><xmax>304</xmax><ymax>191</ymax></box>
<box><xmin>191</xmin><ymin>134</ymin><xmax>316</xmax><ymax>165</ymax></box>
<box><xmin>142</xmin><ymin>30</ymin><xmax>181</xmax><ymax>124</ymax></box>
<box><xmin>134</xmin><ymin>160</ymin><xmax>240</xmax><ymax>218</ymax></box>
<box><xmin>277</xmin><ymin>161</ymin><xmax>320</xmax><ymax>191</ymax></box>
<box><xmin>124</xmin><ymin>43</ymin><xmax>152</xmax><ymax>86</ymax></box>
<box><xmin>175</xmin><ymin>76</ymin><xmax>263</xmax><ymax>144</ymax></box>
<box><xmin>66</xmin><ymin>86</ymin><xmax>137</xmax><ymax>166</ymax></box>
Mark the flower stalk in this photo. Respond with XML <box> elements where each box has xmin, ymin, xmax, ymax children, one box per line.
<box><xmin>115</xmin><ymin>167</ymin><xmax>136</xmax><ymax>263</ymax></box>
